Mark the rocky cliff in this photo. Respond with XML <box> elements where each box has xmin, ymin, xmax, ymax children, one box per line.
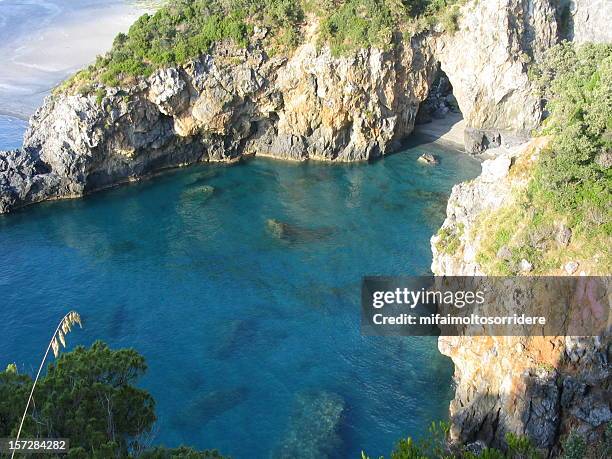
<box><xmin>558</xmin><ymin>0</ymin><xmax>612</xmax><ymax>44</ymax></box>
<box><xmin>431</xmin><ymin>139</ymin><xmax>611</xmax><ymax>454</ymax></box>
<box><xmin>0</xmin><ymin>0</ymin><xmax>595</xmax><ymax>213</ymax></box>
<box><xmin>0</xmin><ymin>36</ymin><xmax>437</xmax><ymax>213</ymax></box>
<box><xmin>430</xmin><ymin>3</ymin><xmax>611</xmax><ymax>451</ymax></box>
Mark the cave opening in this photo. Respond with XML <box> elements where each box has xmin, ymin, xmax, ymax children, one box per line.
<box><xmin>414</xmin><ymin>64</ymin><xmax>464</xmax><ymax>145</ymax></box>
<box><xmin>417</xmin><ymin>65</ymin><xmax>461</xmax><ymax>123</ymax></box>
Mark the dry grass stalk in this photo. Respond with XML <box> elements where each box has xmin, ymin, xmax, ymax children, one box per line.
<box><xmin>11</xmin><ymin>311</ymin><xmax>82</xmax><ymax>459</ymax></box>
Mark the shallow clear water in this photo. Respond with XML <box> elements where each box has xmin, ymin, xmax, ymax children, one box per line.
<box><xmin>0</xmin><ymin>115</ymin><xmax>27</xmax><ymax>149</ymax></box>
<box><xmin>0</xmin><ymin>136</ymin><xmax>480</xmax><ymax>458</ymax></box>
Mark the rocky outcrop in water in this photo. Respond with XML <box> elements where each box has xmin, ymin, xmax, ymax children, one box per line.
<box><xmin>431</xmin><ymin>139</ymin><xmax>611</xmax><ymax>454</ymax></box>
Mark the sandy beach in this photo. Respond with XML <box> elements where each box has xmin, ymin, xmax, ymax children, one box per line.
<box><xmin>0</xmin><ymin>0</ymin><xmax>158</xmax><ymax>119</ymax></box>
<box><xmin>413</xmin><ymin>112</ymin><xmax>466</xmax><ymax>149</ymax></box>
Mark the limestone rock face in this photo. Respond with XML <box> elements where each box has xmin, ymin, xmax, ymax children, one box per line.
<box><xmin>0</xmin><ymin>149</ymin><xmax>60</xmax><ymax>213</ymax></box>
<box><xmin>431</xmin><ymin>138</ymin><xmax>611</xmax><ymax>453</ymax></box>
<box><xmin>438</xmin><ymin>334</ymin><xmax>611</xmax><ymax>452</ymax></box>
<box><xmin>148</xmin><ymin>68</ymin><xmax>189</xmax><ymax>116</ymax></box>
<box><xmin>432</xmin><ymin>0</ymin><xmax>558</xmax><ymax>152</ymax></box>
<box><xmin>558</xmin><ymin>0</ymin><xmax>612</xmax><ymax>44</ymax></box>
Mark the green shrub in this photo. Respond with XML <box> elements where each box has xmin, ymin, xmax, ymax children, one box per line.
<box><xmin>57</xmin><ymin>0</ymin><xmax>464</xmax><ymax>92</ymax></box>
<box><xmin>95</xmin><ymin>88</ymin><xmax>106</xmax><ymax>106</ymax></box>
<box><xmin>561</xmin><ymin>432</ymin><xmax>586</xmax><ymax>459</ymax></box>
<box><xmin>530</xmin><ymin>42</ymin><xmax>612</xmax><ymax>236</ymax></box>
<box><xmin>139</xmin><ymin>446</ymin><xmax>227</xmax><ymax>458</ymax></box>
<box><xmin>435</xmin><ymin>223</ymin><xmax>464</xmax><ymax>255</ymax></box>
<box><xmin>362</xmin><ymin>424</ymin><xmax>544</xmax><ymax>458</ymax></box>
<box><xmin>506</xmin><ymin>433</ymin><xmax>542</xmax><ymax>459</ymax></box>
<box><xmin>319</xmin><ymin>0</ymin><xmax>396</xmax><ymax>55</ymax></box>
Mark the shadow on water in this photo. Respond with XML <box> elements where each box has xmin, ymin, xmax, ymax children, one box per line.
<box><xmin>293</xmin><ymin>281</ymin><xmax>358</xmax><ymax>313</ymax></box>
<box><xmin>211</xmin><ymin>319</ymin><xmax>259</xmax><ymax>360</ymax></box>
<box><xmin>107</xmin><ymin>303</ymin><xmax>135</xmax><ymax>340</ymax></box>
<box><xmin>104</xmin><ymin>239</ymin><xmax>140</xmax><ymax>257</ymax></box>
<box><xmin>210</xmin><ymin>317</ymin><xmax>290</xmax><ymax>360</ymax></box>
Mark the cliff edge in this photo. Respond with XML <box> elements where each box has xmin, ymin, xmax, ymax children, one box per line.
<box><xmin>432</xmin><ymin>137</ymin><xmax>611</xmax><ymax>454</ymax></box>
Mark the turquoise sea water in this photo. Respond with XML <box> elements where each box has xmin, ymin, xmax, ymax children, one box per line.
<box><xmin>0</xmin><ymin>129</ymin><xmax>480</xmax><ymax>457</ymax></box>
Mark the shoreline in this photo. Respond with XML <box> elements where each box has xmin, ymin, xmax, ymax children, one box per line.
<box><xmin>0</xmin><ymin>0</ymin><xmax>157</xmax><ymax>117</ymax></box>
<box><xmin>0</xmin><ymin>124</ymin><xmax>474</xmax><ymax>213</ymax></box>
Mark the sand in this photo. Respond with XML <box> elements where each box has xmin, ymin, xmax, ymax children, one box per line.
<box><xmin>413</xmin><ymin>112</ymin><xmax>466</xmax><ymax>149</ymax></box>
<box><xmin>0</xmin><ymin>0</ymin><xmax>158</xmax><ymax>119</ymax></box>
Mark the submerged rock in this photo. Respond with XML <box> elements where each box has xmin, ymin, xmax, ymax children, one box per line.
<box><xmin>179</xmin><ymin>184</ymin><xmax>216</xmax><ymax>212</ymax></box>
<box><xmin>273</xmin><ymin>390</ymin><xmax>345</xmax><ymax>459</ymax></box>
<box><xmin>182</xmin><ymin>184</ymin><xmax>215</xmax><ymax>198</ymax></box>
<box><xmin>266</xmin><ymin>219</ymin><xmax>333</xmax><ymax>243</ymax></box>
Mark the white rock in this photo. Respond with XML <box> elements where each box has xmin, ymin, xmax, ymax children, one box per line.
<box><xmin>481</xmin><ymin>156</ymin><xmax>511</xmax><ymax>183</ymax></box>
<box><xmin>519</xmin><ymin>258</ymin><xmax>533</xmax><ymax>272</ymax></box>
<box><xmin>417</xmin><ymin>153</ymin><xmax>439</xmax><ymax>164</ymax></box>
<box><xmin>564</xmin><ymin>261</ymin><xmax>579</xmax><ymax>274</ymax></box>
<box><xmin>148</xmin><ymin>68</ymin><xmax>188</xmax><ymax>116</ymax></box>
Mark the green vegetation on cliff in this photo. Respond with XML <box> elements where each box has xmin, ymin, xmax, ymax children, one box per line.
<box><xmin>362</xmin><ymin>423</ymin><xmax>543</xmax><ymax>458</ymax></box>
<box><xmin>318</xmin><ymin>0</ymin><xmax>463</xmax><ymax>55</ymax></box>
<box><xmin>365</xmin><ymin>423</ymin><xmax>612</xmax><ymax>459</ymax></box>
<box><xmin>58</xmin><ymin>0</ymin><xmax>463</xmax><ymax>93</ymax></box>
<box><xmin>475</xmin><ymin>42</ymin><xmax>611</xmax><ymax>275</ymax></box>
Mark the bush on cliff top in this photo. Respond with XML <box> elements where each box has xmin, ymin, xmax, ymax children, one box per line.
<box><xmin>474</xmin><ymin>42</ymin><xmax>612</xmax><ymax>275</ymax></box>
<box><xmin>530</xmin><ymin>42</ymin><xmax>612</xmax><ymax>224</ymax></box>
<box><xmin>362</xmin><ymin>425</ymin><xmax>545</xmax><ymax>458</ymax></box>
<box><xmin>56</xmin><ymin>0</ymin><xmax>463</xmax><ymax>93</ymax></box>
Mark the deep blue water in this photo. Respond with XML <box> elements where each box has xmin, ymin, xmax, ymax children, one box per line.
<box><xmin>0</xmin><ymin>134</ymin><xmax>480</xmax><ymax>458</ymax></box>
